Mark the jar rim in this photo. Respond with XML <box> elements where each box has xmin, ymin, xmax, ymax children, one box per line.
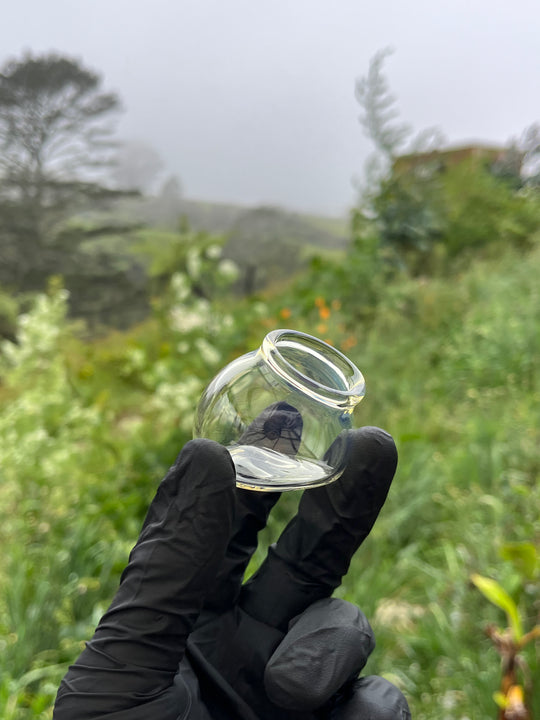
<box><xmin>261</xmin><ymin>329</ymin><xmax>365</xmax><ymax>408</ymax></box>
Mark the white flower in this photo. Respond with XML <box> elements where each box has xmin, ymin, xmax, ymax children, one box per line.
<box><xmin>218</xmin><ymin>259</ymin><xmax>239</xmax><ymax>281</ymax></box>
<box><xmin>195</xmin><ymin>337</ymin><xmax>221</xmax><ymax>365</ymax></box>
<box><xmin>170</xmin><ymin>273</ymin><xmax>191</xmax><ymax>302</ymax></box>
<box><xmin>150</xmin><ymin>377</ymin><xmax>203</xmax><ymax>431</ymax></box>
<box><xmin>169</xmin><ymin>308</ymin><xmax>205</xmax><ymax>333</ymax></box>
<box><xmin>205</xmin><ymin>244</ymin><xmax>222</xmax><ymax>260</ymax></box>
<box><xmin>252</xmin><ymin>301</ymin><xmax>268</xmax><ymax>317</ymax></box>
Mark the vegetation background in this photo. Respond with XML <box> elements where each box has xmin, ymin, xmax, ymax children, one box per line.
<box><xmin>0</xmin><ymin>50</ymin><xmax>539</xmax><ymax>719</ymax></box>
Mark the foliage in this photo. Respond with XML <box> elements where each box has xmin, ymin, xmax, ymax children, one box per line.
<box><xmin>517</xmin><ymin>123</ymin><xmax>540</xmax><ymax>186</ymax></box>
<box><xmin>471</xmin><ymin>567</ymin><xmax>540</xmax><ymax>718</ymax></box>
<box><xmin>369</xmin><ymin>164</ymin><xmax>446</xmax><ymax>271</ymax></box>
<box><xmin>222</xmin><ymin>205</ymin><xmax>345</xmax><ymax>294</ymax></box>
<box><xmin>0</xmin><ymin>243</ymin><xmax>268</xmax><ymax>717</ymax></box>
<box><xmin>358</xmin><ymin>156</ymin><xmax>540</xmax><ymax>275</ymax></box>
<box><xmin>3</xmin><ymin>230</ymin><xmax>540</xmax><ymax>717</ymax></box>
<box><xmin>442</xmin><ymin>161</ymin><xmax>540</xmax><ymax>260</ymax></box>
<box><xmin>0</xmin><ymin>51</ymin><xmax>136</xmax><ymax>294</ymax></box>
<box><xmin>3</xmin><ymin>41</ymin><xmax>540</xmax><ymax>720</ymax></box>
<box><xmin>289</xmin><ymin>210</ymin><xmax>387</xmax><ymax>331</ymax></box>
<box><xmin>2</xmin><ymin>64</ymin><xmax>540</xmax><ymax>712</ymax></box>
<box><xmin>471</xmin><ymin>574</ymin><xmax>524</xmax><ymax>641</ymax></box>
<box><xmin>0</xmin><ymin>287</ymin><xmax>20</xmax><ymax>340</ymax></box>
<box><xmin>355</xmin><ymin>49</ymin><xmax>540</xmax><ymax>271</ymax></box>
<box><xmin>355</xmin><ymin>48</ymin><xmax>411</xmax><ymax>161</ymax></box>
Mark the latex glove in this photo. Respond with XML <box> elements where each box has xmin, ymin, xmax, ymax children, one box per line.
<box><xmin>53</xmin><ymin>426</ymin><xmax>411</xmax><ymax>720</ymax></box>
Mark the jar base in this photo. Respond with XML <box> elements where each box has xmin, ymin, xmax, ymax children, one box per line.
<box><xmin>229</xmin><ymin>444</ymin><xmax>342</xmax><ymax>491</ymax></box>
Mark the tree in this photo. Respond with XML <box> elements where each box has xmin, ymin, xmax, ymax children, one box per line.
<box><xmin>0</xmin><ymin>52</ymin><xmax>133</xmax><ymax>289</ymax></box>
<box><xmin>112</xmin><ymin>140</ymin><xmax>164</xmax><ymax>193</ymax></box>
<box><xmin>355</xmin><ymin>48</ymin><xmax>411</xmax><ymax>163</ymax></box>
<box><xmin>354</xmin><ymin>50</ymin><xmax>444</xmax><ymax>269</ymax></box>
<box><xmin>152</xmin><ymin>174</ymin><xmax>183</xmax><ymax>227</ymax></box>
<box><xmin>519</xmin><ymin>123</ymin><xmax>540</xmax><ymax>185</ymax></box>
<box><xmin>223</xmin><ymin>207</ymin><xmax>304</xmax><ymax>294</ymax></box>
<box><xmin>354</xmin><ymin>50</ymin><xmax>540</xmax><ymax>275</ymax></box>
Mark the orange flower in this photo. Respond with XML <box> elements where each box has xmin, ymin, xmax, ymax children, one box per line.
<box><xmin>505</xmin><ymin>685</ymin><xmax>527</xmax><ymax>718</ymax></box>
<box><xmin>319</xmin><ymin>306</ymin><xmax>331</xmax><ymax>321</ymax></box>
<box><xmin>314</xmin><ymin>296</ymin><xmax>325</xmax><ymax>308</ymax></box>
<box><xmin>279</xmin><ymin>307</ymin><xmax>292</xmax><ymax>319</ymax></box>
<box><xmin>341</xmin><ymin>335</ymin><xmax>357</xmax><ymax>351</ymax></box>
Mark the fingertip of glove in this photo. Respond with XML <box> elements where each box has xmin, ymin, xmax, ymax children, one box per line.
<box><xmin>333</xmin><ymin>426</ymin><xmax>397</xmax><ymax>494</ymax></box>
<box><xmin>171</xmin><ymin>439</ymin><xmax>236</xmax><ymax>495</ymax></box>
<box><xmin>181</xmin><ymin>438</ymin><xmax>234</xmax><ymax>470</ymax></box>
<box><xmin>349</xmin><ymin>426</ymin><xmax>397</xmax><ymax>464</ymax></box>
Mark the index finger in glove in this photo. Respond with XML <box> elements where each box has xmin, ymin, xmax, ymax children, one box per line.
<box><xmin>240</xmin><ymin>426</ymin><xmax>398</xmax><ymax>630</ymax></box>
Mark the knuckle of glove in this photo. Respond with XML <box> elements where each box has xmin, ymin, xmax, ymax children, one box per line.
<box><xmin>263</xmin><ymin>598</ymin><xmax>375</xmax><ymax>712</ymax></box>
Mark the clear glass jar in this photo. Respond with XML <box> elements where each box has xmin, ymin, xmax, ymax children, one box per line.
<box><xmin>193</xmin><ymin>329</ymin><xmax>365</xmax><ymax>491</ymax></box>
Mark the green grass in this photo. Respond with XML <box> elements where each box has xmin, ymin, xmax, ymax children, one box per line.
<box><xmin>1</xmin><ymin>240</ymin><xmax>539</xmax><ymax>718</ymax></box>
<box><xmin>267</xmin><ymin>243</ymin><xmax>540</xmax><ymax>717</ymax></box>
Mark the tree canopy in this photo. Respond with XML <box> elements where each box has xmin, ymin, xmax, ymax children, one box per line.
<box><xmin>0</xmin><ymin>52</ymin><xmax>120</xmax><ymax>208</ymax></box>
<box><xmin>355</xmin><ymin>48</ymin><xmax>411</xmax><ymax>161</ymax></box>
<box><xmin>0</xmin><ymin>52</ymin><xmax>135</xmax><ymax>291</ymax></box>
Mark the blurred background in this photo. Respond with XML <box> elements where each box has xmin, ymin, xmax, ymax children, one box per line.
<box><xmin>0</xmin><ymin>2</ymin><xmax>539</xmax><ymax>718</ymax></box>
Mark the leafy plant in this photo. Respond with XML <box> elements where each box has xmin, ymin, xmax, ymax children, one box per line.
<box><xmin>1</xmin><ymin>219</ymin><xmax>540</xmax><ymax>718</ymax></box>
<box><xmin>472</xmin><ymin>560</ymin><xmax>540</xmax><ymax>719</ymax></box>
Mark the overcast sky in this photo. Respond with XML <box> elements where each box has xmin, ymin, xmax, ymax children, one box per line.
<box><xmin>2</xmin><ymin>1</ymin><xmax>539</xmax><ymax>216</ymax></box>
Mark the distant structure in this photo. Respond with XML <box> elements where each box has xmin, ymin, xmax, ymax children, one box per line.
<box><xmin>393</xmin><ymin>144</ymin><xmax>509</xmax><ymax>175</ymax></box>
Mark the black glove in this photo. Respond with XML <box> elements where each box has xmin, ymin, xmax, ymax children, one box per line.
<box><xmin>53</xmin><ymin>426</ymin><xmax>411</xmax><ymax>719</ymax></box>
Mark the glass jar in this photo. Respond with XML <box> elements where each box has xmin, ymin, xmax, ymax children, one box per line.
<box><xmin>193</xmin><ymin>329</ymin><xmax>365</xmax><ymax>491</ymax></box>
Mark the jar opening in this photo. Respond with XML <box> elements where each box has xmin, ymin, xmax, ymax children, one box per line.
<box><xmin>262</xmin><ymin>329</ymin><xmax>365</xmax><ymax>408</ymax></box>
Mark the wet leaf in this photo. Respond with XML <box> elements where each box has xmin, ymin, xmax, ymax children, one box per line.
<box><xmin>471</xmin><ymin>573</ymin><xmax>523</xmax><ymax>641</ymax></box>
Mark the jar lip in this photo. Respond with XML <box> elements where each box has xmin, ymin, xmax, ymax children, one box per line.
<box><xmin>261</xmin><ymin>329</ymin><xmax>365</xmax><ymax>408</ymax></box>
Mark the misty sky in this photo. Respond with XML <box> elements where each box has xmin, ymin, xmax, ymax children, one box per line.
<box><xmin>2</xmin><ymin>1</ymin><xmax>539</xmax><ymax>216</ymax></box>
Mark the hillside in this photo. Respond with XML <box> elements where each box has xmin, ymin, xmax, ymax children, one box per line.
<box><xmin>29</xmin><ymin>196</ymin><xmax>349</xmax><ymax>327</ymax></box>
<box><xmin>0</xmin><ymin>197</ymin><xmax>349</xmax><ymax>336</ymax></box>
<box><xmin>112</xmin><ymin>193</ymin><xmax>348</xmax><ymax>244</ymax></box>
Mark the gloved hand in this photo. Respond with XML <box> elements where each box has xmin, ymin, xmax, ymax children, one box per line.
<box><xmin>53</xmin><ymin>423</ymin><xmax>411</xmax><ymax>720</ymax></box>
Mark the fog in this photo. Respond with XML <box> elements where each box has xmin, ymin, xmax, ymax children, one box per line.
<box><xmin>2</xmin><ymin>0</ymin><xmax>539</xmax><ymax>215</ymax></box>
